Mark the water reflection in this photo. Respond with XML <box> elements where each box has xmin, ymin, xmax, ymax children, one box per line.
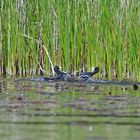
<box><xmin>0</xmin><ymin>80</ymin><xmax>7</xmax><ymax>92</ymax></box>
<box><xmin>0</xmin><ymin>78</ymin><xmax>140</xmax><ymax>140</ymax></box>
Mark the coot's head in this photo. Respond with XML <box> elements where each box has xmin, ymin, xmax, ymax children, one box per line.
<box><xmin>92</xmin><ymin>67</ymin><xmax>99</xmax><ymax>75</ymax></box>
<box><xmin>54</xmin><ymin>65</ymin><xmax>62</xmax><ymax>73</ymax></box>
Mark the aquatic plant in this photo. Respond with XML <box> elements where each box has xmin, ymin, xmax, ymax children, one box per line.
<box><xmin>0</xmin><ymin>0</ymin><xmax>140</xmax><ymax>80</ymax></box>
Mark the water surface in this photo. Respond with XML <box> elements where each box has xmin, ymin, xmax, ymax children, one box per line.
<box><xmin>0</xmin><ymin>78</ymin><xmax>140</xmax><ymax>140</ymax></box>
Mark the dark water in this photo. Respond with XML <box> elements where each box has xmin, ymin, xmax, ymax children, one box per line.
<box><xmin>0</xmin><ymin>78</ymin><xmax>140</xmax><ymax>140</ymax></box>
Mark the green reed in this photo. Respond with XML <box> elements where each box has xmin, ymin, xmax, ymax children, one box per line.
<box><xmin>0</xmin><ymin>0</ymin><xmax>140</xmax><ymax>80</ymax></box>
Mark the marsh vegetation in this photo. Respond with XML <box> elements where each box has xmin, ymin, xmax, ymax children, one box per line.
<box><xmin>0</xmin><ymin>0</ymin><xmax>140</xmax><ymax>80</ymax></box>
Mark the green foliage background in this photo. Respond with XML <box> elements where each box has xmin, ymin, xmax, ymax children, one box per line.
<box><xmin>0</xmin><ymin>0</ymin><xmax>140</xmax><ymax>80</ymax></box>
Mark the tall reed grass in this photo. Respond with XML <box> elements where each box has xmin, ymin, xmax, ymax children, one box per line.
<box><xmin>0</xmin><ymin>0</ymin><xmax>140</xmax><ymax>80</ymax></box>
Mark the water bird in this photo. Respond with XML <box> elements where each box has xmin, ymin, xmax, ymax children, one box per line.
<box><xmin>54</xmin><ymin>65</ymin><xmax>73</xmax><ymax>81</ymax></box>
<box><xmin>79</xmin><ymin>67</ymin><xmax>99</xmax><ymax>81</ymax></box>
<box><xmin>133</xmin><ymin>83</ymin><xmax>139</xmax><ymax>90</ymax></box>
<box><xmin>80</xmin><ymin>67</ymin><xmax>99</xmax><ymax>77</ymax></box>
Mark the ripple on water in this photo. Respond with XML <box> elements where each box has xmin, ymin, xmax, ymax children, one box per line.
<box><xmin>0</xmin><ymin>78</ymin><xmax>140</xmax><ymax>140</ymax></box>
